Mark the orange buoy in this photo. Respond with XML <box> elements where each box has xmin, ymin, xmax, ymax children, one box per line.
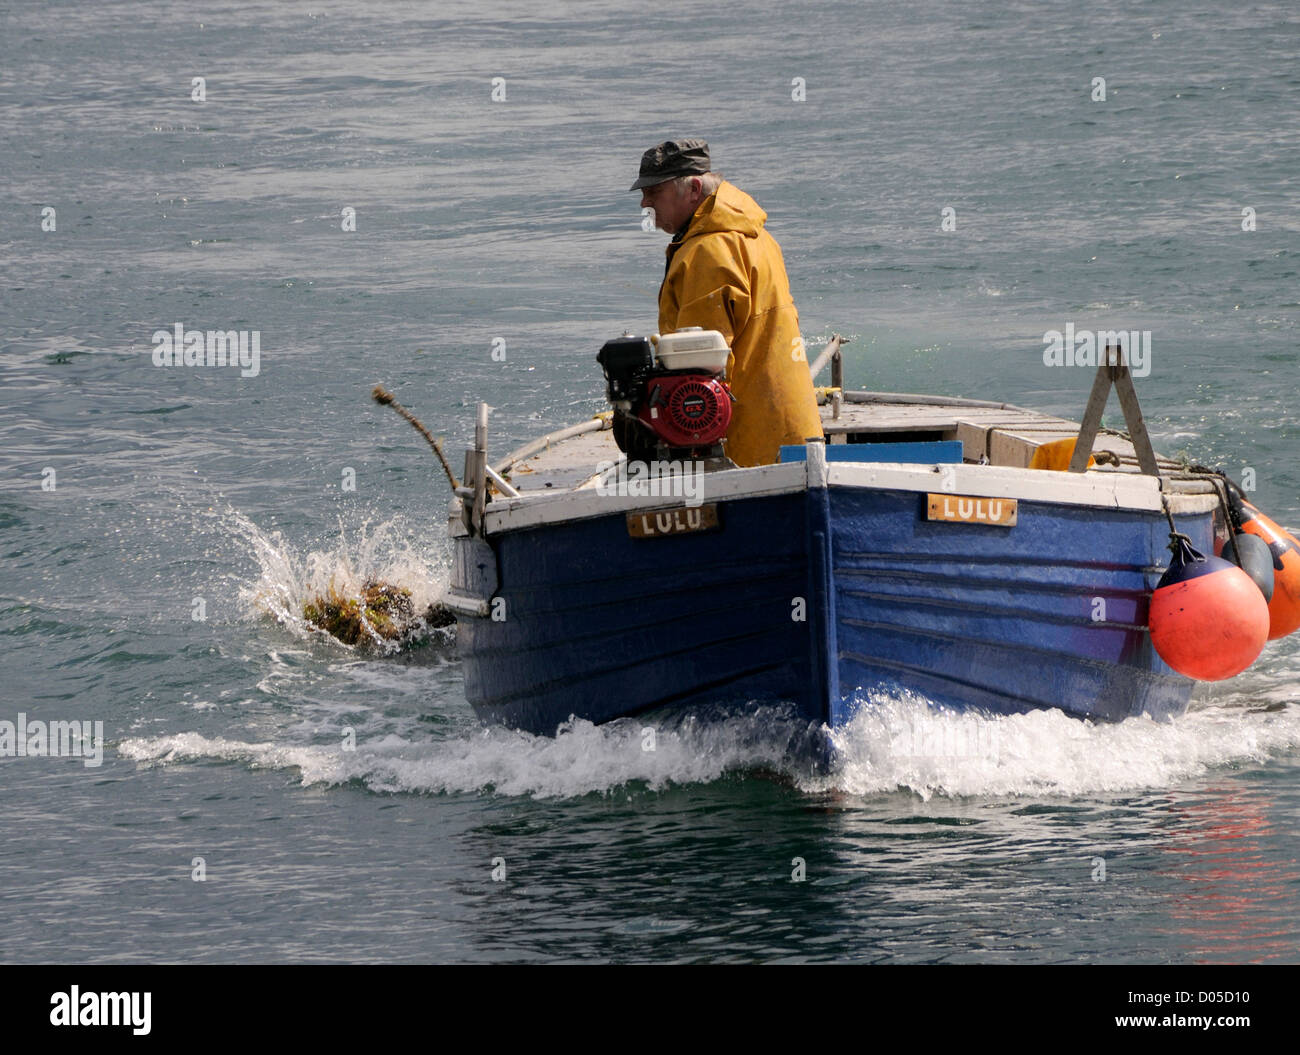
<box><xmin>1233</xmin><ymin>498</ymin><xmax>1300</xmax><ymax>639</ymax></box>
<box><xmin>1149</xmin><ymin>535</ymin><xmax>1269</xmax><ymax>681</ymax></box>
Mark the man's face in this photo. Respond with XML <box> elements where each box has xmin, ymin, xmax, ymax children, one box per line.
<box><xmin>640</xmin><ymin>177</ymin><xmax>698</xmax><ymax>233</ymax></box>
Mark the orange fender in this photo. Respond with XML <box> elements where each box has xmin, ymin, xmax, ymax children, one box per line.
<box><xmin>1150</xmin><ymin>555</ymin><xmax>1269</xmax><ymax>680</ymax></box>
<box><xmin>1237</xmin><ymin>501</ymin><xmax>1300</xmax><ymax>639</ymax></box>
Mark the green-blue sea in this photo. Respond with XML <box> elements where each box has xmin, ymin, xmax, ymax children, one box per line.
<box><xmin>2</xmin><ymin>0</ymin><xmax>1298</xmax><ymax>962</ymax></box>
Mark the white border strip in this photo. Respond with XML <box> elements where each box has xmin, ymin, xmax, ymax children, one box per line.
<box><xmin>827</xmin><ymin>462</ymin><xmax>1167</xmax><ymax>510</ymax></box>
<box><xmin>482</xmin><ymin>460</ymin><xmax>809</xmax><ymax>533</ymax></box>
<box><xmin>460</xmin><ymin>460</ymin><xmax>1218</xmax><ymax>537</ymax></box>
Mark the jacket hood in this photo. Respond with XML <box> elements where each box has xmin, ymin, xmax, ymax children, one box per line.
<box><xmin>681</xmin><ymin>180</ymin><xmax>767</xmax><ymax>241</ymax></box>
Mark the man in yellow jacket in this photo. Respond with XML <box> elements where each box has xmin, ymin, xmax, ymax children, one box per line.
<box><xmin>631</xmin><ymin>139</ymin><xmax>824</xmax><ymax>467</ymax></box>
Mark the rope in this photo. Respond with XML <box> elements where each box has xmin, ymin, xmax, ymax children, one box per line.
<box><xmin>1160</xmin><ymin>494</ymin><xmax>1194</xmax><ymax>554</ymax></box>
<box><xmin>1208</xmin><ymin>472</ymin><xmax>1240</xmax><ymax>566</ymax></box>
<box><xmin>1164</xmin><ymin>464</ymin><xmax>1247</xmax><ymax>566</ymax></box>
<box><xmin>371</xmin><ymin>385</ymin><xmax>461</xmax><ymax>491</ymax></box>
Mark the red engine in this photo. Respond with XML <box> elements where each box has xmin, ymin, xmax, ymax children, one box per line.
<box><xmin>597</xmin><ymin>331</ymin><xmax>735</xmax><ymax>459</ymax></box>
<box><xmin>636</xmin><ymin>373</ymin><xmax>733</xmax><ymax>448</ymax></box>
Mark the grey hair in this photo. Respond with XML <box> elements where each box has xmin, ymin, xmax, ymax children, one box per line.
<box><xmin>673</xmin><ymin>172</ymin><xmax>722</xmax><ymax>196</ymax></box>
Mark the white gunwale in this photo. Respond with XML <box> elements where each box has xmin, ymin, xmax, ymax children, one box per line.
<box><xmin>449</xmin><ymin>390</ymin><xmax>1223</xmax><ymax>537</ymax></box>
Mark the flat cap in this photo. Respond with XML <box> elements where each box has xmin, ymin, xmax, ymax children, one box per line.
<box><xmin>629</xmin><ymin>138</ymin><xmax>711</xmax><ymax>191</ymax></box>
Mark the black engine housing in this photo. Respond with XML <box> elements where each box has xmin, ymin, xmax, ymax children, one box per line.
<box><xmin>596</xmin><ymin>335</ymin><xmax>656</xmax><ymax>404</ymax></box>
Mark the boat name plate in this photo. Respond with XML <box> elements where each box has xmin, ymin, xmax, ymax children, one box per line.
<box><xmin>627</xmin><ymin>504</ymin><xmax>720</xmax><ymax>538</ymax></box>
<box><xmin>926</xmin><ymin>493</ymin><xmax>1018</xmax><ymax>527</ymax></box>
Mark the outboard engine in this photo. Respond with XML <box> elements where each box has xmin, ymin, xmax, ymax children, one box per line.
<box><xmin>597</xmin><ymin>327</ymin><xmax>734</xmax><ymax>461</ymax></box>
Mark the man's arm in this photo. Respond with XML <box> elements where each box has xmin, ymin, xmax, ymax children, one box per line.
<box><xmin>659</xmin><ymin>234</ymin><xmax>753</xmax><ymax>342</ymax></box>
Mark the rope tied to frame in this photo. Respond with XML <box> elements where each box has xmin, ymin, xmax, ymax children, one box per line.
<box><xmin>1160</xmin><ymin>494</ymin><xmax>1195</xmax><ymax>553</ymax></box>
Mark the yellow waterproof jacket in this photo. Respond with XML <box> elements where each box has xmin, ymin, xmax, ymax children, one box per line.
<box><xmin>658</xmin><ymin>181</ymin><xmax>823</xmax><ymax>467</ymax></box>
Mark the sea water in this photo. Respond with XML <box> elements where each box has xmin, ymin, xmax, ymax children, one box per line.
<box><xmin>1</xmin><ymin>0</ymin><xmax>1298</xmax><ymax>962</ymax></box>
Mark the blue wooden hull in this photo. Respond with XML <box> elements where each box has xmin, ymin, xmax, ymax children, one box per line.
<box><xmin>818</xmin><ymin>488</ymin><xmax>1199</xmax><ymax>727</ymax></box>
<box><xmin>456</xmin><ymin>491</ymin><xmax>817</xmax><ymax>732</ymax></box>
<box><xmin>452</xmin><ymin>480</ymin><xmax>1203</xmax><ymax>735</ymax></box>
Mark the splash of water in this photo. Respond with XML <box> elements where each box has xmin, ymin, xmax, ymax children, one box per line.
<box><xmin>226</xmin><ymin>509</ymin><xmax>450</xmax><ymax>652</ymax></box>
<box><xmin>117</xmin><ymin>691</ymin><xmax>1300</xmax><ymax>801</ymax></box>
<box><xmin>118</xmin><ymin>707</ymin><xmax>819</xmax><ymax>798</ymax></box>
<box><xmin>818</xmin><ymin>690</ymin><xmax>1300</xmax><ymax>801</ymax></box>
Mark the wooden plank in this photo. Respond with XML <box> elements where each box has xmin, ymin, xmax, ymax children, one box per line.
<box><xmin>1068</xmin><ymin>364</ymin><xmax>1113</xmax><ymax>472</ymax></box>
<box><xmin>1113</xmin><ymin>370</ymin><xmax>1162</xmax><ymax>476</ymax></box>
<box><xmin>927</xmin><ymin>493</ymin><xmax>1018</xmax><ymax>527</ymax></box>
<box><xmin>627</xmin><ymin>504</ymin><xmax>721</xmax><ymax>538</ymax></box>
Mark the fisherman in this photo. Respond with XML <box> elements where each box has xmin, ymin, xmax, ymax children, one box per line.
<box><xmin>630</xmin><ymin>138</ymin><xmax>824</xmax><ymax>467</ymax></box>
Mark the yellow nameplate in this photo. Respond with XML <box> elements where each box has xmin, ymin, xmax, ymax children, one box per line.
<box><xmin>926</xmin><ymin>494</ymin><xmax>1018</xmax><ymax>527</ymax></box>
<box><xmin>627</xmin><ymin>505</ymin><xmax>720</xmax><ymax>538</ymax></box>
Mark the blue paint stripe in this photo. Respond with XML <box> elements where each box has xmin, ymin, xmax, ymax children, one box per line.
<box><xmin>780</xmin><ymin>441</ymin><xmax>964</xmax><ymax>463</ymax></box>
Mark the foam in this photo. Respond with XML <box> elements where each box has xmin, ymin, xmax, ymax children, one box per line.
<box><xmin>118</xmin><ymin>692</ymin><xmax>1300</xmax><ymax>802</ymax></box>
<box><xmin>818</xmin><ymin>691</ymin><xmax>1300</xmax><ymax>801</ymax></box>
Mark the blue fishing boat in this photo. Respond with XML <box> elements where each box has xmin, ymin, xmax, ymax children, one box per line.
<box><xmin>437</xmin><ymin>334</ymin><xmax>1285</xmax><ymax>739</ymax></box>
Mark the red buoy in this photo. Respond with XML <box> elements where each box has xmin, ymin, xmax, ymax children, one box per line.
<box><xmin>1149</xmin><ymin>535</ymin><xmax>1269</xmax><ymax>681</ymax></box>
<box><xmin>1235</xmin><ymin>500</ymin><xmax>1300</xmax><ymax>639</ymax></box>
